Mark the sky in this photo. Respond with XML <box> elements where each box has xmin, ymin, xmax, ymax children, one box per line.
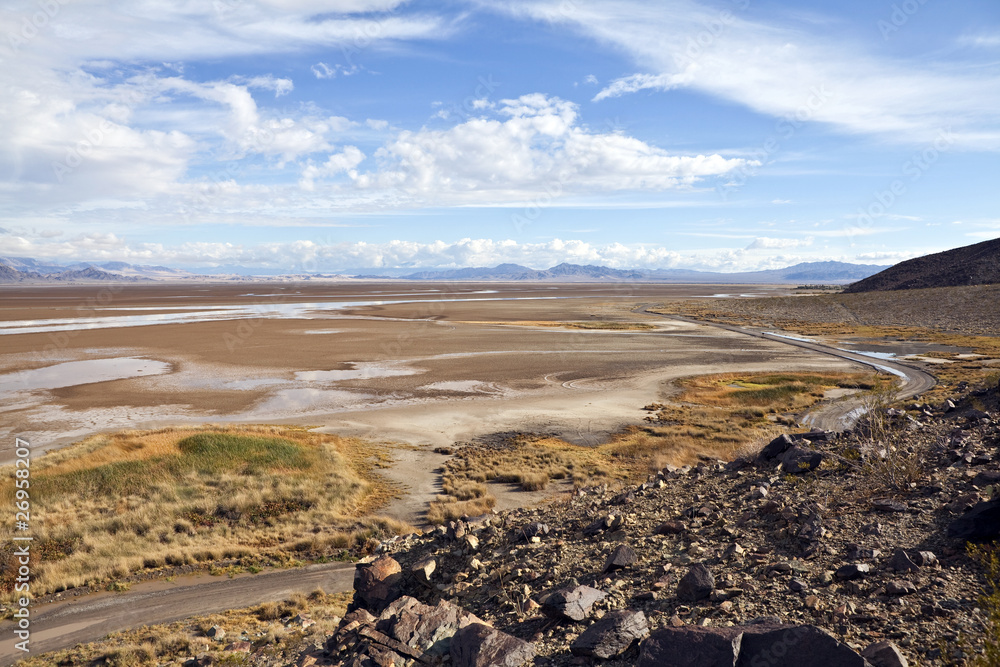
<box><xmin>1</xmin><ymin>0</ymin><xmax>998</xmax><ymax>273</ymax></box>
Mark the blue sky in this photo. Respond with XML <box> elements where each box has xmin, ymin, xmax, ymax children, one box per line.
<box><xmin>1</xmin><ymin>0</ymin><xmax>998</xmax><ymax>272</ymax></box>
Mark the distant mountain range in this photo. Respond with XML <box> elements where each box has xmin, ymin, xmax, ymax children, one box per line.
<box><xmin>0</xmin><ymin>257</ymin><xmax>890</xmax><ymax>285</ymax></box>
<box><xmin>362</xmin><ymin>261</ymin><xmax>890</xmax><ymax>284</ymax></box>
<box><xmin>844</xmin><ymin>238</ymin><xmax>1000</xmax><ymax>293</ymax></box>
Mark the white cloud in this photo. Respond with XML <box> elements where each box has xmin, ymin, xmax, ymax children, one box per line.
<box><xmin>299</xmin><ymin>147</ymin><xmax>366</xmax><ymax>190</ymax></box>
<box><xmin>312</xmin><ymin>63</ymin><xmax>336</xmax><ymax>79</ymax></box>
<box><xmin>350</xmin><ymin>93</ymin><xmax>754</xmax><ymax>201</ymax></box>
<box><xmin>745</xmin><ymin>237</ymin><xmax>813</xmax><ymax>250</ymax></box>
<box><xmin>494</xmin><ymin>0</ymin><xmax>1000</xmax><ymax>148</ymax></box>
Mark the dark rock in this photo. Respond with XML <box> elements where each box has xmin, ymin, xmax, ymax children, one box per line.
<box><xmin>637</xmin><ymin>626</ymin><xmax>742</xmax><ymax>667</ymax></box>
<box><xmin>653</xmin><ymin>520</ymin><xmax>687</xmax><ymax>535</ymax></box>
<box><xmin>738</xmin><ymin>625</ymin><xmax>869</xmax><ymax>667</ymax></box>
<box><xmin>603</xmin><ymin>544</ymin><xmax>638</xmax><ymax>573</ymax></box>
<box><xmin>447</xmin><ymin>520</ymin><xmax>468</xmax><ymax>541</ymax></box>
<box><xmin>542</xmin><ymin>585</ymin><xmax>607</xmax><ymax>622</ymax></box>
<box><xmin>583</xmin><ymin>514</ymin><xmax>623</xmax><ymax>536</ymax></box>
<box><xmin>377</xmin><ymin>596</ymin><xmax>484</xmax><ymax>658</ymax></box>
<box><xmin>973</xmin><ymin>470</ymin><xmax>1000</xmax><ymax>488</ymax></box>
<box><xmin>913</xmin><ymin>551</ymin><xmax>937</xmax><ymax>567</ymax></box>
<box><xmin>450</xmin><ymin>623</ymin><xmax>536</xmax><ymax>667</ymax></box>
<box><xmin>677</xmin><ymin>563</ymin><xmax>715</xmax><ymax>602</ymax></box>
<box><xmin>788</xmin><ymin>578</ymin><xmax>808</xmax><ymax>593</ymax></box>
<box><xmin>885</xmin><ymin>580</ymin><xmax>917</xmax><ymax>596</ymax></box>
<box><xmin>571</xmin><ymin>609</ymin><xmax>649</xmax><ymax>659</ymax></box>
<box><xmin>516</xmin><ymin>522</ymin><xmax>549</xmax><ymax>542</ymax></box>
<box><xmin>206</xmin><ymin>625</ymin><xmax>225</xmax><ymax>639</ymax></box>
<box><xmin>354</xmin><ymin>556</ymin><xmax>403</xmax><ymax>612</ymax></box>
<box><xmin>872</xmin><ymin>498</ymin><xmax>907</xmax><ymax>512</ymax></box>
<box><xmin>780</xmin><ymin>447</ymin><xmax>824</xmax><ymax>474</ymax></box>
<box><xmin>948</xmin><ymin>498</ymin><xmax>1000</xmax><ymax>541</ymax></box>
<box><xmin>835</xmin><ymin>563</ymin><xmax>870</xmax><ymax>580</ymax></box>
<box><xmin>888</xmin><ymin>549</ymin><xmax>920</xmax><ymax>573</ymax></box>
<box><xmin>410</xmin><ymin>557</ymin><xmax>436</xmax><ymax>584</ymax></box>
<box><xmin>862</xmin><ymin>640</ymin><xmax>909</xmax><ymax>667</ymax></box>
<box><xmin>760</xmin><ymin>434</ymin><xmax>794</xmax><ymax>460</ymax></box>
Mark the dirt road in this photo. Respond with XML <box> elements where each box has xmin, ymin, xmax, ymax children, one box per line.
<box><xmin>0</xmin><ymin>563</ymin><xmax>355</xmax><ymax>666</ymax></box>
<box><xmin>643</xmin><ymin>310</ymin><xmax>937</xmax><ymax>430</ymax></box>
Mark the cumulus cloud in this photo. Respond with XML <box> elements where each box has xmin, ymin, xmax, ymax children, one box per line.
<box><xmin>745</xmin><ymin>237</ymin><xmax>813</xmax><ymax>250</ymax></box>
<box><xmin>350</xmin><ymin>94</ymin><xmax>754</xmax><ymax>200</ymax></box>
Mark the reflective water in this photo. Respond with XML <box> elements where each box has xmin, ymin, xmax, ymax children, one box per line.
<box><xmin>0</xmin><ymin>358</ymin><xmax>172</xmax><ymax>392</ymax></box>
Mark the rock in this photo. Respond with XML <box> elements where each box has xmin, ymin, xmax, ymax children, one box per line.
<box><xmin>913</xmin><ymin>551</ymin><xmax>937</xmax><ymax>567</ymax></box>
<box><xmin>888</xmin><ymin>549</ymin><xmax>920</xmax><ymax>573</ymax></box>
<box><xmin>516</xmin><ymin>522</ymin><xmax>549</xmax><ymax>542</ymax></box>
<box><xmin>948</xmin><ymin>498</ymin><xmax>1000</xmax><ymax>541</ymax></box>
<box><xmin>450</xmin><ymin>623</ymin><xmax>536</xmax><ymax>667</ymax></box>
<box><xmin>789</xmin><ymin>578</ymin><xmax>808</xmax><ymax>593</ymax></box>
<box><xmin>542</xmin><ymin>585</ymin><xmax>607</xmax><ymax>622</ymax></box>
<box><xmin>448</xmin><ymin>520</ymin><xmax>467</xmax><ymax>541</ymax></box>
<box><xmin>885</xmin><ymin>580</ymin><xmax>917</xmax><ymax>596</ymax></box>
<box><xmin>224</xmin><ymin>641</ymin><xmax>251</xmax><ymax>653</ymax></box>
<box><xmin>184</xmin><ymin>656</ymin><xmax>214</xmax><ymax>667</ymax></box>
<box><xmin>835</xmin><ymin>563</ymin><xmax>870</xmax><ymax>580</ymax></box>
<box><xmin>571</xmin><ymin>609</ymin><xmax>649</xmax><ymax>659</ymax></box>
<box><xmin>637</xmin><ymin>626</ymin><xmax>742</xmax><ymax>667</ymax></box>
<box><xmin>653</xmin><ymin>520</ymin><xmax>686</xmax><ymax>535</ymax></box>
<box><xmin>862</xmin><ymin>640</ymin><xmax>909</xmax><ymax>667</ymax></box>
<box><xmin>583</xmin><ymin>514</ymin><xmax>623</xmax><ymax>536</ymax></box>
<box><xmin>760</xmin><ymin>434</ymin><xmax>794</xmax><ymax>460</ymax></box>
<box><xmin>603</xmin><ymin>544</ymin><xmax>638</xmax><ymax>573</ymax></box>
<box><xmin>739</xmin><ymin>625</ymin><xmax>869</xmax><ymax>667</ymax></box>
<box><xmin>780</xmin><ymin>447</ymin><xmax>824</xmax><ymax>474</ymax></box>
<box><xmin>353</xmin><ymin>555</ymin><xmax>403</xmax><ymax>612</ymax></box>
<box><xmin>206</xmin><ymin>625</ymin><xmax>225</xmax><ymax>639</ymax></box>
<box><xmin>872</xmin><ymin>498</ymin><xmax>907</xmax><ymax>512</ymax></box>
<box><xmin>411</xmin><ymin>556</ymin><xmax>436</xmax><ymax>584</ymax></box>
<box><xmin>677</xmin><ymin>563</ymin><xmax>715</xmax><ymax>602</ymax></box>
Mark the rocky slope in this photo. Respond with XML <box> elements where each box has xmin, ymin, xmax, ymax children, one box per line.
<box><xmin>286</xmin><ymin>380</ymin><xmax>1000</xmax><ymax>667</ymax></box>
<box><xmin>845</xmin><ymin>238</ymin><xmax>1000</xmax><ymax>293</ymax></box>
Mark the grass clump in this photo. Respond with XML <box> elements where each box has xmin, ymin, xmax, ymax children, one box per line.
<box><xmin>0</xmin><ymin>425</ymin><xmax>410</xmax><ymax>601</ymax></box>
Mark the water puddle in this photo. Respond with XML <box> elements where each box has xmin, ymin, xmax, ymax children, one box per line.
<box><xmin>0</xmin><ymin>358</ymin><xmax>171</xmax><ymax>392</ymax></box>
<box><xmin>846</xmin><ymin>350</ymin><xmax>898</xmax><ymax>361</ymax></box>
<box><xmin>296</xmin><ymin>362</ymin><xmax>422</xmax><ymax>383</ymax></box>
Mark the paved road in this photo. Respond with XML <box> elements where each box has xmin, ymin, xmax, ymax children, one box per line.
<box><xmin>642</xmin><ymin>309</ymin><xmax>936</xmax><ymax>430</ymax></box>
<box><xmin>0</xmin><ymin>562</ymin><xmax>355</xmax><ymax>665</ymax></box>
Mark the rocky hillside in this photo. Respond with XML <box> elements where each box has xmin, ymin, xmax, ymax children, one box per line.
<box><xmin>290</xmin><ymin>380</ymin><xmax>1000</xmax><ymax>667</ymax></box>
<box><xmin>845</xmin><ymin>238</ymin><xmax>1000</xmax><ymax>293</ymax></box>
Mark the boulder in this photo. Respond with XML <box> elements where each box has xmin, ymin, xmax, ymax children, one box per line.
<box><xmin>638</xmin><ymin>626</ymin><xmax>743</xmax><ymax>667</ymax></box>
<box><xmin>653</xmin><ymin>520</ymin><xmax>687</xmax><ymax>535</ymax></box>
<box><xmin>738</xmin><ymin>625</ymin><xmax>870</xmax><ymax>667</ymax></box>
<box><xmin>603</xmin><ymin>544</ymin><xmax>638</xmax><ymax>573</ymax></box>
<box><xmin>948</xmin><ymin>498</ymin><xmax>1000</xmax><ymax>541</ymax></box>
<box><xmin>450</xmin><ymin>623</ymin><xmax>536</xmax><ymax>667</ymax></box>
<box><xmin>862</xmin><ymin>640</ymin><xmax>909</xmax><ymax>667</ymax></box>
<box><xmin>353</xmin><ymin>555</ymin><xmax>403</xmax><ymax>612</ymax></box>
<box><xmin>378</xmin><ymin>597</ymin><xmax>484</xmax><ymax>658</ymax></box>
<box><xmin>676</xmin><ymin>563</ymin><xmax>715</xmax><ymax>602</ymax></box>
<box><xmin>780</xmin><ymin>447</ymin><xmax>824</xmax><ymax>474</ymax></box>
<box><xmin>542</xmin><ymin>585</ymin><xmax>607</xmax><ymax>622</ymax></box>
<box><xmin>571</xmin><ymin>609</ymin><xmax>649</xmax><ymax>659</ymax></box>
<box><xmin>515</xmin><ymin>522</ymin><xmax>549</xmax><ymax>542</ymax></box>
<box><xmin>887</xmin><ymin>549</ymin><xmax>919</xmax><ymax>573</ymax></box>
<box><xmin>834</xmin><ymin>563</ymin><xmax>870</xmax><ymax>581</ymax></box>
<box><xmin>760</xmin><ymin>434</ymin><xmax>794</xmax><ymax>460</ymax></box>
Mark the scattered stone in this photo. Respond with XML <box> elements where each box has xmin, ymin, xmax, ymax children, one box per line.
<box><xmin>224</xmin><ymin>641</ymin><xmax>251</xmax><ymax>653</ymax></box>
<box><xmin>583</xmin><ymin>514</ymin><xmax>623</xmax><ymax>536</ymax></box>
<box><xmin>353</xmin><ymin>555</ymin><xmax>403</xmax><ymax>612</ymax></box>
<box><xmin>516</xmin><ymin>522</ymin><xmax>549</xmax><ymax>542</ymax></box>
<box><xmin>450</xmin><ymin>622</ymin><xmax>536</xmax><ymax>667</ymax></box>
<box><xmin>872</xmin><ymin>498</ymin><xmax>907</xmax><ymax>512</ymax></box>
<box><xmin>206</xmin><ymin>625</ymin><xmax>225</xmax><ymax>639</ymax></box>
<box><xmin>888</xmin><ymin>549</ymin><xmax>920</xmax><ymax>573</ymax></box>
<box><xmin>885</xmin><ymin>580</ymin><xmax>917</xmax><ymax>596</ymax></box>
<box><xmin>835</xmin><ymin>563</ymin><xmax>870</xmax><ymax>581</ymax></box>
<box><xmin>760</xmin><ymin>434</ymin><xmax>794</xmax><ymax>460</ymax></box>
<box><xmin>913</xmin><ymin>551</ymin><xmax>938</xmax><ymax>567</ymax></box>
<box><xmin>862</xmin><ymin>640</ymin><xmax>910</xmax><ymax>667</ymax></box>
<box><xmin>948</xmin><ymin>498</ymin><xmax>1000</xmax><ymax>541</ymax></box>
<box><xmin>780</xmin><ymin>447</ymin><xmax>824</xmax><ymax>474</ymax></box>
<box><xmin>603</xmin><ymin>544</ymin><xmax>638</xmax><ymax>573</ymax></box>
<box><xmin>571</xmin><ymin>609</ymin><xmax>649</xmax><ymax>659</ymax></box>
<box><xmin>653</xmin><ymin>520</ymin><xmax>686</xmax><ymax>535</ymax></box>
<box><xmin>542</xmin><ymin>585</ymin><xmax>607</xmax><ymax>622</ymax></box>
<box><xmin>739</xmin><ymin>624</ymin><xmax>869</xmax><ymax>667</ymax></box>
<box><xmin>411</xmin><ymin>556</ymin><xmax>436</xmax><ymax>584</ymax></box>
<box><xmin>637</xmin><ymin>626</ymin><xmax>742</xmax><ymax>667</ymax></box>
<box><xmin>677</xmin><ymin>563</ymin><xmax>715</xmax><ymax>602</ymax></box>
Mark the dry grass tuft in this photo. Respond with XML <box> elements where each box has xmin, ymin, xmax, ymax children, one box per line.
<box><xmin>0</xmin><ymin>425</ymin><xmax>411</xmax><ymax>601</ymax></box>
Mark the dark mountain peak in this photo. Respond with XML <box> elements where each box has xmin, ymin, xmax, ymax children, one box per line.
<box><xmin>844</xmin><ymin>238</ymin><xmax>1000</xmax><ymax>293</ymax></box>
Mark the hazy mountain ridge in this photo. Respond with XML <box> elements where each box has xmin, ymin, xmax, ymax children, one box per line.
<box><xmin>844</xmin><ymin>237</ymin><xmax>1000</xmax><ymax>293</ymax></box>
<box><xmin>0</xmin><ymin>257</ymin><xmax>888</xmax><ymax>284</ymax></box>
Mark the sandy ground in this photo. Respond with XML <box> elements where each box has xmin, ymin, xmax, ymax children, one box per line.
<box><xmin>0</xmin><ymin>282</ymin><xmax>871</xmax><ymax>533</ymax></box>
